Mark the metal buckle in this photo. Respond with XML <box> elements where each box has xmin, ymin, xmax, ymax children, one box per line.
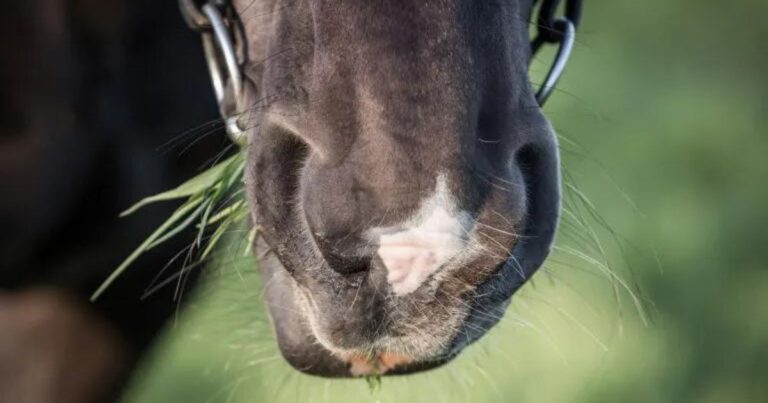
<box><xmin>532</xmin><ymin>17</ymin><xmax>576</xmax><ymax>106</ymax></box>
<box><xmin>180</xmin><ymin>0</ymin><xmax>248</xmax><ymax>145</ymax></box>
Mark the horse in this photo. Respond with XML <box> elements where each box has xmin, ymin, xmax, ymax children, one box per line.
<box><xmin>0</xmin><ymin>0</ymin><xmax>582</xmax><ymax>399</ymax></box>
<box><xmin>182</xmin><ymin>0</ymin><xmax>581</xmax><ymax>376</ymax></box>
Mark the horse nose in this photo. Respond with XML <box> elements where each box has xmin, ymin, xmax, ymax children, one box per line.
<box><xmin>313</xmin><ymin>233</ymin><xmax>375</xmax><ymax>276</ymax></box>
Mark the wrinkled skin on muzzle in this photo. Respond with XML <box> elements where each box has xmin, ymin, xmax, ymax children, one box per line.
<box><xmin>236</xmin><ymin>0</ymin><xmax>560</xmax><ymax>377</ymax></box>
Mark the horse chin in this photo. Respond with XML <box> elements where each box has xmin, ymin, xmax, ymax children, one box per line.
<box><xmin>256</xmin><ymin>239</ymin><xmax>466</xmax><ymax>377</ymax></box>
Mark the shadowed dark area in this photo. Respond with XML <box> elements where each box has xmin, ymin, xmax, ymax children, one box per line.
<box><xmin>1</xmin><ymin>1</ymin><xmax>223</xmax><ymax>401</ymax></box>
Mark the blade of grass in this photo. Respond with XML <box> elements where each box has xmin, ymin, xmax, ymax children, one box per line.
<box><xmin>201</xmin><ymin>215</ymin><xmax>237</xmax><ymax>260</ymax></box>
<box><xmin>91</xmin><ymin>196</ymin><xmax>205</xmax><ymax>301</ymax></box>
<box><xmin>146</xmin><ymin>200</ymin><xmax>209</xmax><ymax>250</ymax></box>
<box><xmin>121</xmin><ymin>154</ymin><xmax>240</xmax><ymax>216</ymax></box>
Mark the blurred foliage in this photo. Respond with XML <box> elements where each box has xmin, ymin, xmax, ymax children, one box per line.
<box><xmin>120</xmin><ymin>1</ymin><xmax>768</xmax><ymax>402</ymax></box>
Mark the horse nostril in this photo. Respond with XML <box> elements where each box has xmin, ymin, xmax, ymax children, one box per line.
<box><xmin>312</xmin><ymin>232</ymin><xmax>376</xmax><ymax>276</ymax></box>
<box><xmin>504</xmin><ymin>139</ymin><xmax>561</xmax><ymax>283</ymax></box>
<box><xmin>332</xmin><ymin>256</ymin><xmax>371</xmax><ymax>275</ymax></box>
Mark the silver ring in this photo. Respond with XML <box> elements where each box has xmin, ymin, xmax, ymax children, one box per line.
<box><xmin>202</xmin><ymin>3</ymin><xmax>244</xmax><ymax>113</ymax></box>
<box><xmin>535</xmin><ymin>18</ymin><xmax>576</xmax><ymax>106</ymax></box>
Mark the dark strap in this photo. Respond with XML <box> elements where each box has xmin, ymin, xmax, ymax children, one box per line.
<box><xmin>535</xmin><ymin>0</ymin><xmax>582</xmax><ymax>43</ymax></box>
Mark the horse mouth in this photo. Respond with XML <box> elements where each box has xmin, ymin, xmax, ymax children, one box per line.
<box><xmin>342</xmin><ymin>352</ymin><xmax>453</xmax><ymax>377</ymax></box>
<box><xmin>257</xmin><ymin>238</ymin><xmax>485</xmax><ymax>377</ymax></box>
<box><xmin>247</xmin><ymin>139</ymin><xmax>560</xmax><ymax>377</ymax></box>
<box><xmin>256</xmin><ymin>230</ymin><xmax>525</xmax><ymax>378</ymax></box>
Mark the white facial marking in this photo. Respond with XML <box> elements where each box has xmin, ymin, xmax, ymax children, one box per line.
<box><xmin>374</xmin><ymin>175</ymin><xmax>472</xmax><ymax>296</ymax></box>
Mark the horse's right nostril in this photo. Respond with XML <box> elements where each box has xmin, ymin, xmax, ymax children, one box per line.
<box><xmin>331</xmin><ymin>256</ymin><xmax>371</xmax><ymax>275</ymax></box>
<box><xmin>314</xmin><ymin>236</ymin><xmax>372</xmax><ymax>275</ymax></box>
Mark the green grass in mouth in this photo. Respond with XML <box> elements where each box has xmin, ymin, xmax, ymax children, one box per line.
<box><xmin>92</xmin><ymin>152</ymin><xmax>252</xmax><ymax>301</ymax></box>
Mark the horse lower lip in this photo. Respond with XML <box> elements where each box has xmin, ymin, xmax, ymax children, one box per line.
<box><xmin>342</xmin><ymin>351</ymin><xmax>415</xmax><ymax>376</ymax></box>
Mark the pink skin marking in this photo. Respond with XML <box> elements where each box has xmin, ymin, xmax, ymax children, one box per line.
<box><xmin>341</xmin><ymin>352</ymin><xmax>414</xmax><ymax>376</ymax></box>
<box><xmin>373</xmin><ymin>176</ymin><xmax>472</xmax><ymax>296</ymax></box>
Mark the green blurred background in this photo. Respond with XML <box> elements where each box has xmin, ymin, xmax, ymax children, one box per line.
<box><xmin>120</xmin><ymin>1</ymin><xmax>768</xmax><ymax>402</ymax></box>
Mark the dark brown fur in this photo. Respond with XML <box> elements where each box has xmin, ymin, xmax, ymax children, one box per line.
<box><xmin>237</xmin><ymin>0</ymin><xmax>561</xmax><ymax>376</ymax></box>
